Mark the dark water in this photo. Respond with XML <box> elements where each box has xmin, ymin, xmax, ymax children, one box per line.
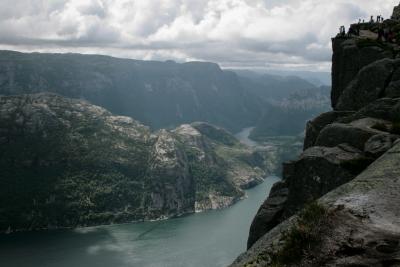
<box><xmin>0</xmin><ymin>177</ymin><xmax>279</xmax><ymax>267</ymax></box>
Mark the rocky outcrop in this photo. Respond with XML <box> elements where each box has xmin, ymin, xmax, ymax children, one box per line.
<box><xmin>392</xmin><ymin>3</ymin><xmax>400</xmax><ymax>20</ymax></box>
<box><xmin>336</xmin><ymin>58</ymin><xmax>399</xmax><ymax>111</ymax></box>
<box><xmin>303</xmin><ymin>111</ymin><xmax>354</xmax><ymax>149</ymax></box>
<box><xmin>235</xmin><ymin>5</ymin><xmax>400</xmax><ymax>266</ymax></box>
<box><xmin>231</xmin><ymin>143</ymin><xmax>400</xmax><ymax>267</ymax></box>
<box><xmin>331</xmin><ymin>38</ymin><xmax>393</xmax><ymax>108</ymax></box>
<box><xmin>0</xmin><ymin>93</ymin><xmax>269</xmax><ymax>233</ymax></box>
<box><xmin>246</xmin><ymin>144</ymin><xmax>373</xmax><ymax>248</ymax></box>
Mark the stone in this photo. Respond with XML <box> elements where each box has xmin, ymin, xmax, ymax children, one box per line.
<box><xmin>338</xmin><ymin>98</ymin><xmax>400</xmax><ymax>124</ymax></box>
<box><xmin>331</xmin><ymin>38</ymin><xmax>393</xmax><ymax>109</ymax></box>
<box><xmin>336</xmin><ymin>59</ymin><xmax>400</xmax><ymax>111</ymax></box>
<box><xmin>392</xmin><ymin>3</ymin><xmax>400</xmax><ymax>20</ymax></box>
<box><xmin>364</xmin><ymin>133</ymin><xmax>399</xmax><ymax>158</ymax></box>
<box><xmin>245</xmin><ymin>145</ymin><xmax>373</xmax><ymax>252</ymax></box>
<box><xmin>230</xmin><ymin>143</ymin><xmax>400</xmax><ymax>267</ymax></box>
<box><xmin>315</xmin><ymin>118</ymin><xmax>389</xmax><ymax>151</ymax></box>
<box><xmin>304</xmin><ymin>111</ymin><xmax>354</xmax><ymax>150</ymax></box>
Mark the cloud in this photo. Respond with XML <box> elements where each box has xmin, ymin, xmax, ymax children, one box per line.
<box><xmin>0</xmin><ymin>0</ymin><xmax>398</xmax><ymax>71</ymax></box>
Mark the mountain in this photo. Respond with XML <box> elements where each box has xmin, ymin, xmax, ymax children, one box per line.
<box><xmin>0</xmin><ymin>93</ymin><xmax>272</xmax><ymax>233</ymax></box>
<box><xmin>231</xmin><ymin>5</ymin><xmax>400</xmax><ymax>266</ymax></box>
<box><xmin>249</xmin><ymin>86</ymin><xmax>331</xmax><ymax>139</ymax></box>
<box><xmin>0</xmin><ymin>50</ymin><xmax>262</xmax><ymax>132</ymax></box>
<box><xmin>0</xmin><ymin>50</ymin><xmax>330</xmax><ymax>136</ymax></box>
<box><xmin>234</xmin><ymin>70</ymin><xmax>318</xmax><ymax>100</ymax></box>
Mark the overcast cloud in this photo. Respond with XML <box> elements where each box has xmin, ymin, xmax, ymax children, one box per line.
<box><xmin>0</xmin><ymin>0</ymin><xmax>397</xmax><ymax>71</ymax></box>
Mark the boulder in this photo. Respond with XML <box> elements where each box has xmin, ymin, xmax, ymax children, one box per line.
<box><xmin>304</xmin><ymin>111</ymin><xmax>354</xmax><ymax>150</ymax></box>
<box><xmin>364</xmin><ymin>133</ymin><xmax>399</xmax><ymax>157</ymax></box>
<box><xmin>283</xmin><ymin>145</ymin><xmax>373</xmax><ymax>214</ymax></box>
<box><xmin>315</xmin><ymin>118</ymin><xmax>389</xmax><ymax>150</ymax></box>
<box><xmin>338</xmin><ymin>98</ymin><xmax>400</xmax><ymax>124</ymax></box>
<box><xmin>384</xmin><ymin>66</ymin><xmax>400</xmax><ymax>98</ymax></box>
<box><xmin>336</xmin><ymin>59</ymin><xmax>400</xmax><ymax>111</ymax></box>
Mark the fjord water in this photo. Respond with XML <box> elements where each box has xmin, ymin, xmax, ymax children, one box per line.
<box><xmin>0</xmin><ymin>177</ymin><xmax>279</xmax><ymax>267</ymax></box>
<box><xmin>0</xmin><ymin>127</ymin><xmax>278</xmax><ymax>267</ymax></box>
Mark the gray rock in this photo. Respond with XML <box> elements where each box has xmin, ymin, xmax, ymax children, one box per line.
<box><xmin>304</xmin><ymin>111</ymin><xmax>354</xmax><ymax>150</ymax></box>
<box><xmin>283</xmin><ymin>145</ymin><xmax>372</xmax><ymax>214</ymax></box>
<box><xmin>338</xmin><ymin>98</ymin><xmax>400</xmax><ymax>124</ymax></box>
<box><xmin>392</xmin><ymin>3</ymin><xmax>400</xmax><ymax>20</ymax></box>
<box><xmin>230</xmin><ymin>143</ymin><xmax>400</xmax><ymax>267</ymax></box>
<box><xmin>385</xmin><ymin>66</ymin><xmax>400</xmax><ymax>98</ymax></box>
<box><xmin>364</xmin><ymin>133</ymin><xmax>399</xmax><ymax>158</ymax></box>
<box><xmin>315</xmin><ymin>118</ymin><xmax>389</xmax><ymax>150</ymax></box>
<box><xmin>331</xmin><ymin>38</ymin><xmax>393</xmax><ymax>109</ymax></box>
<box><xmin>336</xmin><ymin>59</ymin><xmax>400</xmax><ymax>111</ymax></box>
<box><xmin>245</xmin><ymin>145</ymin><xmax>373</xmax><ymax>251</ymax></box>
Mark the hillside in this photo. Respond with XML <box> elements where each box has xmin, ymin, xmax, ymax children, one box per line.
<box><xmin>0</xmin><ymin>93</ymin><xmax>271</xmax><ymax>233</ymax></box>
<box><xmin>230</xmin><ymin>4</ymin><xmax>400</xmax><ymax>267</ymax></box>
<box><xmin>249</xmin><ymin>86</ymin><xmax>331</xmax><ymax>139</ymax></box>
<box><xmin>0</xmin><ymin>50</ymin><xmax>329</xmax><ymax>135</ymax></box>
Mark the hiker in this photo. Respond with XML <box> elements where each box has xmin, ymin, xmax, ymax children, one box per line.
<box><xmin>377</xmin><ymin>15</ymin><xmax>381</xmax><ymax>22</ymax></box>
<box><xmin>339</xmin><ymin>26</ymin><xmax>346</xmax><ymax>37</ymax></box>
<box><xmin>370</xmin><ymin>15</ymin><xmax>374</xmax><ymax>23</ymax></box>
<box><xmin>358</xmin><ymin>19</ymin><xmax>361</xmax><ymax>24</ymax></box>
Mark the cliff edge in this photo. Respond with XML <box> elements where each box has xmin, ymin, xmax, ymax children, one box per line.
<box><xmin>230</xmin><ymin>4</ymin><xmax>400</xmax><ymax>267</ymax></box>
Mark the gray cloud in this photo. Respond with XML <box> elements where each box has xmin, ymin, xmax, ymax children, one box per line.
<box><xmin>0</xmin><ymin>0</ymin><xmax>398</xmax><ymax>71</ymax></box>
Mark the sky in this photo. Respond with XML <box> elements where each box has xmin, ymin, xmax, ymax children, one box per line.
<box><xmin>0</xmin><ymin>0</ymin><xmax>398</xmax><ymax>71</ymax></box>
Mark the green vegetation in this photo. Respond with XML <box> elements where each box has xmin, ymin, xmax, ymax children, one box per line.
<box><xmin>0</xmin><ymin>95</ymin><xmax>266</xmax><ymax>232</ymax></box>
<box><xmin>270</xmin><ymin>202</ymin><xmax>328</xmax><ymax>266</ymax></box>
<box><xmin>244</xmin><ymin>202</ymin><xmax>329</xmax><ymax>267</ymax></box>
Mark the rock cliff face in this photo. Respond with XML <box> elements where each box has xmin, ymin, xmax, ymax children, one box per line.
<box><xmin>0</xmin><ymin>93</ymin><xmax>268</xmax><ymax>233</ymax></box>
<box><xmin>231</xmin><ymin>6</ymin><xmax>400</xmax><ymax>266</ymax></box>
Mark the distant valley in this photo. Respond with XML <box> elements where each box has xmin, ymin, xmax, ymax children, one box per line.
<box><xmin>0</xmin><ymin>50</ymin><xmax>330</xmax><ymax>232</ymax></box>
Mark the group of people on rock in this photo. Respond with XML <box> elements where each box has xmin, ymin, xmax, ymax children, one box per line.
<box><xmin>338</xmin><ymin>25</ymin><xmax>360</xmax><ymax>37</ymax></box>
<box><xmin>371</xmin><ymin>15</ymin><xmax>385</xmax><ymax>23</ymax></box>
<box><xmin>338</xmin><ymin>14</ymin><xmax>398</xmax><ymax>43</ymax></box>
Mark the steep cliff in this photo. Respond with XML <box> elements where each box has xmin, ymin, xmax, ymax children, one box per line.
<box><xmin>231</xmin><ymin>5</ymin><xmax>400</xmax><ymax>266</ymax></box>
<box><xmin>0</xmin><ymin>93</ymin><xmax>269</xmax><ymax>233</ymax></box>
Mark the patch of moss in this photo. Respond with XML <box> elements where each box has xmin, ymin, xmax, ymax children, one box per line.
<box><xmin>270</xmin><ymin>202</ymin><xmax>329</xmax><ymax>266</ymax></box>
